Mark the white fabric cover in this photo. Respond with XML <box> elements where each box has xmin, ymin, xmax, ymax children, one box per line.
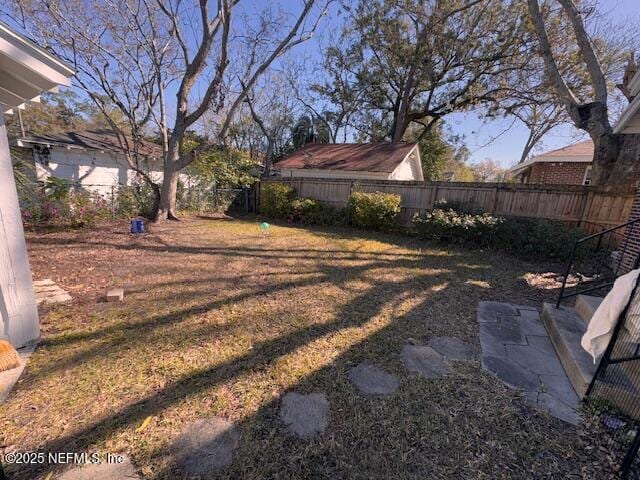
<box><xmin>581</xmin><ymin>269</ymin><xmax>640</xmax><ymax>362</ymax></box>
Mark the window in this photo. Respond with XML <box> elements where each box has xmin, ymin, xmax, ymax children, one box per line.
<box><xmin>583</xmin><ymin>165</ymin><xmax>593</xmax><ymax>185</ymax></box>
<box><xmin>33</xmin><ymin>145</ymin><xmax>51</xmax><ymax>166</ymax></box>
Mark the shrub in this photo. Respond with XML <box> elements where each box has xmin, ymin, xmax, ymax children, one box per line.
<box><xmin>261</xmin><ymin>183</ymin><xmax>294</xmax><ymax>218</ymax></box>
<box><xmin>413</xmin><ymin>208</ymin><xmax>501</xmax><ymax>247</ymax></box>
<box><xmin>348</xmin><ymin>191</ymin><xmax>401</xmax><ymax>230</ymax></box>
<box><xmin>115</xmin><ymin>183</ymin><xmax>158</xmax><ymax>219</ymax></box>
<box><xmin>67</xmin><ymin>190</ymin><xmax>111</xmax><ymax>228</ymax></box>
<box><xmin>19</xmin><ymin>174</ymin><xmax>164</xmax><ymax>227</ymax></box>
<box><xmin>413</xmin><ymin>208</ymin><xmax>585</xmax><ymax>260</ymax></box>
<box><xmin>288</xmin><ymin>198</ymin><xmax>346</xmax><ymax>225</ymax></box>
<box><xmin>22</xmin><ymin>182</ymin><xmax>111</xmax><ymax>228</ymax></box>
<box><xmin>493</xmin><ymin>217</ymin><xmax>585</xmax><ymax>260</ymax></box>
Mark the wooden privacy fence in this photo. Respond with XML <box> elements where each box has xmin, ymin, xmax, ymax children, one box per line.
<box><xmin>260</xmin><ymin>177</ymin><xmax>636</xmax><ymax>234</ymax></box>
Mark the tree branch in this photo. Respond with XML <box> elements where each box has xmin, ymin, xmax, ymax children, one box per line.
<box><xmin>526</xmin><ymin>0</ymin><xmax>580</xmax><ymax>115</ymax></box>
<box><xmin>557</xmin><ymin>0</ymin><xmax>608</xmax><ymax>104</ymax></box>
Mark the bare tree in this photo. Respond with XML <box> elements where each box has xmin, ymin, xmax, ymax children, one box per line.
<box><xmin>8</xmin><ymin>0</ymin><xmax>329</xmax><ymax>220</ymax></box>
<box><xmin>9</xmin><ymin>0</ymin><xmax>178</xmax><ymax>212</ymax></box>
<box><xmin>155</xmin><ymin>0</ymin><xmax>329</xmax><ymax>220</ymax></box>
<box><xmin>241</xmin><ymin>73</ymin><xmax>299</xmax><ymax>175</ymax></box>
<box><xmin>514</xmin><ymin>104</ymin><xmax>566</xmax><ymax>163</ymax></box>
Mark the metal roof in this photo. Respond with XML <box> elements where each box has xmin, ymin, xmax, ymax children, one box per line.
<box><xmin>274</xmin><ymin>142</ymin><xmax>418</xmax><ymax>173</ymax></box>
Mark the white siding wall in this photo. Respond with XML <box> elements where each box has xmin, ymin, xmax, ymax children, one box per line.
<box><xmin>389</xmin><ymin>152</ymin><xmax>423</xmax><ymax>181</ymax></box>
<box><xmin>33</xmin><ymin>147</ymin><xmax>164</xmax><ymax>195</ymax></box>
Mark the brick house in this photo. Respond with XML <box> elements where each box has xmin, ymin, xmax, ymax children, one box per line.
<box><xmin>616</xmin><ymin>63</ymin><xmax>640</xmax><ymax>274</ymax></box>
<box><xmin>507</xmin><ymin>140</ymin><xmax>594</xmax><ymax>185</ymax></box>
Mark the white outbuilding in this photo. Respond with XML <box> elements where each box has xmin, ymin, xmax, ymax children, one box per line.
<box><xmin>273</xmin><ymin>142</ymin><xmax>424</xmax><ymax>181</ymax></box>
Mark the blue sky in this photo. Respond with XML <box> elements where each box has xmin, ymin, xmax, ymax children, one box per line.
<box><xmin>445</xmin><ymin>0</ymin><xmax>640</xmax><ymax>168</ymax></box>
<box><xmin>6</xmin><ymin>0</ymin><xmax>636</xmax><ymax>168</ymax></box>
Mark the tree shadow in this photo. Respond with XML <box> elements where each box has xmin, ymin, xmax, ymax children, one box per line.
<box><xmin>6</xmin><ymin>219</ymin><xmax>578</xmax><ymax>479</ymax></box>
<box><xmin>11</xmin><ymin>265</ymin><xmax>456</xmax><ymax>479</ymax></box>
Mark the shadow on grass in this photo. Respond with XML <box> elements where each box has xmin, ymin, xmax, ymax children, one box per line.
<box><xmin>22</xmin><ymin>239</ymin><xmax>477</xmax><ymax>391</ymax></box>
<box><xmin>7</xmin><ymin>219</ymin><xmax>586</xmax><ymax>479</ymax></box>
<box><xmin>13</xmin><ymin>269</ymin><xmax>453</xmax><ymax>478</ymax></box>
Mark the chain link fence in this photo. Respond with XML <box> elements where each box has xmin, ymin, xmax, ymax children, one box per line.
<box><xmin>18</xmin><ymin>179</ymin><xmax>257</xmax><ymax>225</ymax></box>
<box><xmin>178</xmin><ymin>185</ymin><xmax>254</xmax><ymax>214</ymax></box>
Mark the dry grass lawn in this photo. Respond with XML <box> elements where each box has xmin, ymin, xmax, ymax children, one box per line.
<box><xmin>0</xmin><ymin>217</ymin><xmax>616</xmax><ymax>479</ymax></box>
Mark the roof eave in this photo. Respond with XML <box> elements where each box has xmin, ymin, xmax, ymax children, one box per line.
<box><xmin>0</xmin><ymin>22</ymin><xmax>74</xmax><ymax>114</ymax></box>
<box><xmin>614</xmin><ymin>93</ymin><xmax>640</xmax><ymax>134</ymax></box>
<box><xmin>628</xmin><ymin>69</ymin><xmax>640</xmax><ymax>98</ymax></box>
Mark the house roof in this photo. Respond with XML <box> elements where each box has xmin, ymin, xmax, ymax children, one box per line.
<box><xmin>12</xmin><ymin>129</ymin><xmax>163</xmax><ymax>159</ymax></box>
<box><xmin>274</xmin><ymin>142</ymin><xmax>418</xmax><ymax>173</ymax></box>
<box><xmin>0</xmin><ymin>22</ymin><xmax>74</xmax><ymax>114</ymax></box>
<box><xmin>508</xmin><ymin>140</ymin><xmax>593</xmax><ymax>176</ymax></box>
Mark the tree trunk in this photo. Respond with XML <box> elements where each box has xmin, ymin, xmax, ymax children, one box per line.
<box><xmin>590</xmin><ymin>132</ymin><xmax>621</xmax><ymax>185</ymax></box>
<box><xmin>263</xmin><ymin>142</ymin><xmax>274</xmax><ymax>177</ymax></box>
<box><xmin>609</xmin><ymin>134</ymin><xmax>640</xmax><ymax>185</ymax></box>
<box><xmin>572</xmin><ymin>102</ymin><xmax>619</xmax><ymax>185</ymax></box>
<box><xmin>156</xmin><ymin>141</ymin><xmax>181</xmax><ymax>221</ymax></box>
<box><xmin>519</xmin><ymin>130</ymin><xmax>536</xmax><ymax>164</ymax></box>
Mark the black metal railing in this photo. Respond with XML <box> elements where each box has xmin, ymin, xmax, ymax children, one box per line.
<box><xmin>556</xmin><ymin>218</ymin><xmax>640</xmax><ymax>308</ymax></box>
<box><xmin>585</xmin><ymin>276</ymin><xmax>640</xmax><ymax>478</ymax></box>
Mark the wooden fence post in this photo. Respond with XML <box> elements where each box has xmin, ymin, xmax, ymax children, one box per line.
<box><xmin>577</xmin><ymin>189</ymin><xmax>593</xmax><ymax>228</ymax></box>
<box><xmin>491</xmin><ymin>185</ymin><xmax>499</xmax><ymax>214</ymax></box>
<box><xmin>432</xmin><ymin>183</ymin><xmax>439</xmax><ymax>208</ymax></box>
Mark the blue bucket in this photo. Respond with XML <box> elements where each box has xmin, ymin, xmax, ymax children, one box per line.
<box><xmin>130</xmin><ymin>219</ymin><xmax>145</xmax><ymax>234</ymax></box>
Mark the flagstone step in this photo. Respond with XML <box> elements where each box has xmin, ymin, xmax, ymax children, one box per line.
<box><xmin>33</xmin><ymin>279</ymin><xmax>71</xmax><ymax>305</ymax></box>
<box><xmin>575</xmin><ymin>294</ymin><xmax>603</xmax><ymax>326</ymax></box>
<box><xmin>542</xmin><ymin>302</ymin><xmax>596</xmax><ymax>398</ymax></box>
<box><xmin>542</xmin><ymin>302</ymin><xmax>639</xmax><ymax>416</ymax></box>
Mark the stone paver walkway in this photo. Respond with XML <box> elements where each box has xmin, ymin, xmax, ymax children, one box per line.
<box><xmin>58</xmin><ymin>455</ymin><xmax>140</xmax><ymax>479</ymax></box>
<box><xmin>348</xmin><ymin>363</ymin><xmax>400</xmax><ymax>395</ymax></box>
<box><xmin>401</xmin><ymin>345</ymin><xmax>451</xmax><ymax>379</ymax></box>
<box><xmin>279</xmin><ymin>392</ymin><xmax>329</xmax><ymax>438</ymax></box>
<box><xmin>33</xmin><ymin>279</ymin><xmax>72</xmax><ymax>305</ymax></box>
<box><xmin>477</xmin><ymin>302</ymin><xmax>580</xmax><ymax>425</ymax></box>
<box><xmin>428</xmin><ymin>336</ymin><xmax>479</xmax><ymax>362</ymax></box>
<box><xmin>171</xmin><ymin>416</ymin><xmax>240</xmax><ymax>476</ymax></box>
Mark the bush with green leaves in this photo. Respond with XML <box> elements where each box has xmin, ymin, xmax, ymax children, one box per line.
<box><xmin>493</xmin><ymin>217</ymin><xmax>585</xmax><ymax>260</ymax></box>
<box><xmin>413</xmin><ymin>208</ymin><xmax>501</xmax><ymax>246</ymax></box>
<box><xmin>288</xmin><ymin>198</ymin><xmax>346</xmax><ymax>225</ymax></box>
<box><xmin>347</xmin><ymin>191</ymin><xmax>401</xmax><ymax>230</ymax></box>
<box><xmin>413</xmin><ymin>207</ymin><xmax>585</xmax><ymax>260</ymax></box>
<box><xmin>115</xmin><ymin>183</ymin><xmax>158</xmax><ymax>219</ymax></box>
<box><xmin>261</xmin><ymin>183</ymin><xmax>294</xmax><ymax>218</ymax></box>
